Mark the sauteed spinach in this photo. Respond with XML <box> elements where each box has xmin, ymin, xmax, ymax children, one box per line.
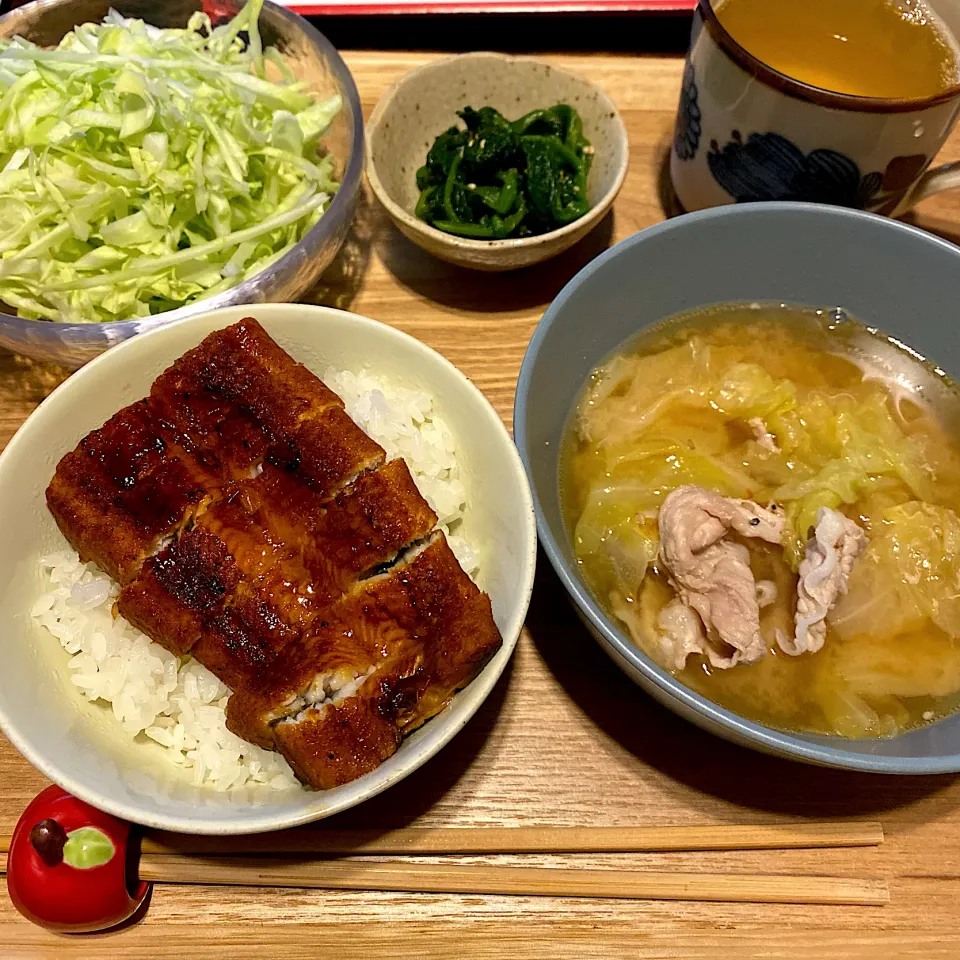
<box><xmin>415</xmin><ymin>104</ymin><xmax>593</xmax><ymax>240</ymax></box>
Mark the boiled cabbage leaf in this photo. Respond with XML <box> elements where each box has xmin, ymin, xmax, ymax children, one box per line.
<box><xmin>708</xmin><ymin>362</ymin><xmax>797</xmax><ymax>419</ymax></box>
<box><xmin>772</xmin><ymin>389</ymin><xmax>935</xmax><ymax>567</ymax></box>
<box><xmin>830</xmin><ymin>501</ymin><xmax>960</xmax><ymax>642</ymax></box>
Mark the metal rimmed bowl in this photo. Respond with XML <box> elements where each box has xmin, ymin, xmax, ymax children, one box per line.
<box><xmin>515</xmin><ymin>201</ymin><xmax>960</xmax><ymax>775</ymax></box>
<box><xmin>0</xmin><ymin>0</ymin><xmax>364</xmax><ymax>367</ymax></box>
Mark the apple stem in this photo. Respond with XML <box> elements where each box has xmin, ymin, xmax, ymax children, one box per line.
<box><xmin>29</xmin><ymin>819</ymin><xmax>68</xmax><ymax>867</ymax></box>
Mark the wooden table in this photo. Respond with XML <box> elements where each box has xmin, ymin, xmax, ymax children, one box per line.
<box><xmin>3</xmin><ymin>51</ymin><xmax>960</xmax><ymax>960</ymax></box>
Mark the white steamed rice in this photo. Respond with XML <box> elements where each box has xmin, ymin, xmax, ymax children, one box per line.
<box><xmin>32</xmin><ymin>371</ymin><xmax>474</xmax><ymax>792</ymax></box>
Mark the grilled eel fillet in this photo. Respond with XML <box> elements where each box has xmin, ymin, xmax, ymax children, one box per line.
<box><xmin>46</xmin><ymin>318</ymin><xmax>502</xmax><ymax>788</ymax></box>
<box><xmin>47</xmin><ymin>319</ymin><xmax>384</xmax><ymax>582</ymax></box>
<box><xmin>226</xmin><ymin>532</ymin><xmax>502</xmax><ymax>788</ymax></box>
<box><xmin>118</xmin><ymin>459</ymin><xmax>439</xmax><ymax>690</ymax></box>
<box><xmin>45</xmin><ymin>399</ymin><xmax>217</xmax><ymax>584</ymax></box>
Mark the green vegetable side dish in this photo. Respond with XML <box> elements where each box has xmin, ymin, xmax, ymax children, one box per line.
<box><xmin>0</xmin><ymin>0</ymin><xmax>341</xmax><ymax>324</ymax></box>
<box><xmin>415</xmin><ymin>104</ymin><xmax>593</xmax><ymax>241</ymax></box>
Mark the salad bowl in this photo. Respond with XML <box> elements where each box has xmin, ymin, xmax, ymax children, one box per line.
<box><xmin>0</xmin><ymin>0</ymin><xmax>364</xmax><ymax>366</ymax></box>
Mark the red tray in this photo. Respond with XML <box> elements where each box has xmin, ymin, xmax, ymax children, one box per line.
<box><xmin>280</xmin><ymin>0</ymin><xmax>694</xmax><ymax>14</ymax></box>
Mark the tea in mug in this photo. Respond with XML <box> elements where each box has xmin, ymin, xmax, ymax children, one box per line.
<box><xmin>714</xmin><ymin>0</ymin><xmax>959</xmax><ymax>99</ymax></box>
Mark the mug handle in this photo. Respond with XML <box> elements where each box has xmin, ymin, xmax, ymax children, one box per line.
<box><xmin>895</xmin><ymin>161</ymin><xmax>960</xmax><ymax>215</ymax></box>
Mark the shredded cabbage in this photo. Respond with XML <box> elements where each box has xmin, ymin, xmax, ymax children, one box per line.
<box><xmin>0</xmin><ymin>0</ymin><xmax>341</xmax><ymax>323</ymax></box>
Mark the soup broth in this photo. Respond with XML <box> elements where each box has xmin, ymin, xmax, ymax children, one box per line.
<box><xmin>561</xmin><ymin>304</ymin><xmax>960</xmax><ymax>738</ymax></box>
<box><xmin>714</xmin><ymin>0</ymin><xmax>959</xmax><ymax>100</ymax></box>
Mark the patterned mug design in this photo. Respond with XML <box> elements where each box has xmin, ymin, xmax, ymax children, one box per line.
<box><xmin>669</xmin><ymin>1</ymin><xmax>960</xmax><ymax>216</ymax></box>
<box><xmin>706</xmin><ymin>131</ymin><xmax>929</xmax><ymax>212</ymax></box>
<box><xmin>674</xmin><ymin>65</ymin><xmax>702</xmax><ymax>162</ymax></box>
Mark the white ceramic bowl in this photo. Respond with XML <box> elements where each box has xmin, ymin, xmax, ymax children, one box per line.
<box><xmin>0</xmin><ymin>304</ymin><xmax>536</xmax><ymax>834</ymax></box>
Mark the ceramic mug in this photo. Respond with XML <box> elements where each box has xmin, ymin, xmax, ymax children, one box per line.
<box><xmin>670</xmin><ymin>0</ymin><xmax>960</xmax><ymax>215</ymax></box>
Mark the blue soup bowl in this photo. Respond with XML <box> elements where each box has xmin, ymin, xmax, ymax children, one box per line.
<box><xmin>515</xmin><ymin>201</ymin><xmax>960</xmax><ymax>774</ymax></box>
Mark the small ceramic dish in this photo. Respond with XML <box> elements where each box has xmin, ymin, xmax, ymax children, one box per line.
<box><xmin>0</xmin><ymin>304</ymin><xmax>537</xmax><ymax>834</ymax></box>
<box><xmin>366</xmin><ymin>52</ymin><xmax>629</xmax><ymax>272</ymax></box>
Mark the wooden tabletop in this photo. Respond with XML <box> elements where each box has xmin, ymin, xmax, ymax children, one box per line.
<box><xmin>3</xmin><ymin>51</ymin><xmax>960</xmax><ymax>960</ymax></box>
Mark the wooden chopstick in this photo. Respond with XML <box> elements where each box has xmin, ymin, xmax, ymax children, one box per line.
<box><xmin>135</xmin><ymin>855</ymin><xmax>889</xmax><ymax>906</ymax></box>
<box><xmin>0</xmin><ymin>849</ymin><xmax>889</xmax><ymax>906</ymax></box>
<box><xmin>137</xmin><ymin>821</ymin><xmax>883</xmax><ymax>856</ymax></box>
<box><xmin>0</xmin><ymin>822</ymin><xmax>885</xmax><ymax>857</ymax></box>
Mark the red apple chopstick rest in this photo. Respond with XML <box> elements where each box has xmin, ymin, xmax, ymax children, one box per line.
<box><xmin>6</xmin><ymin>785</ymin><xmax>151</xmax><ymax>932</ymax></box>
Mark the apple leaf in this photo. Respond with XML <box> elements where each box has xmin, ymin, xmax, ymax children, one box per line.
<box><xmin>63</xmin><ymin>827</ymin><xmax>115</xmax><ymax>869</ymax></box>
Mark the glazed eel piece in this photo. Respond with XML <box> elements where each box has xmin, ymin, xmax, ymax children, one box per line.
<box><xmin>45</xmin><ymin>399</ymin><xmax>222</xmax><ymax>585</ymax></box>
<box><xmin>118</xmin><ymin>458</ymin><xmax>438</xmax><ymax>690</ymax></box>
<box><xmin>46</xmin><ymin>318</ymin><xmax>384</xmax><ymax>586</ymax></box>
<box><xmin>150</xmin><ymin>317</ymin><xmax>385</xmax><ymax>499</ymax></box>
<box><xmin>226</xmin><ymin>532</ymin><xmax>502</xmax><ymax>788</ymax></box>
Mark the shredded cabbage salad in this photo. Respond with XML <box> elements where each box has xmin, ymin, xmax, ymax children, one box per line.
<box><xmin>0</xmin><ymin>0</ymin><xmax>341</xmax><ymax>323</ymax></box>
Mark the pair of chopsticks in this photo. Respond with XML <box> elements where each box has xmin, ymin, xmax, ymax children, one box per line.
<box><xmin>0</xmin><ymin>822</ymin><xmax>890</xmax><ymax>906</ymax></box>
